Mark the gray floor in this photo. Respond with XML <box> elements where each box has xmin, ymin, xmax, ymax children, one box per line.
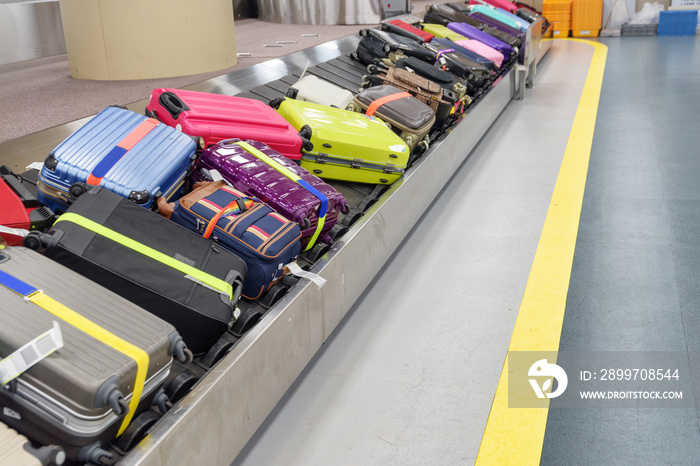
<box><xmin>542</xmin><ymin>37</ymin><xmax>700</xmax><ymax>465</ymax></box>
<box><xmin>233</xmin><ymin>40</ymin><xmax>594</xmax><ymax>465</ymax></box>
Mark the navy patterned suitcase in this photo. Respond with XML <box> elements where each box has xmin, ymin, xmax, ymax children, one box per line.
<box><xmin>37</xmin><ymin>106</ymin><xmax>197</xmax><ymax>213</ymax></box>
<box><xmin>160</xmin><ymin>181</ymin><xmax>302</xmax><ymax>300</ymax></box>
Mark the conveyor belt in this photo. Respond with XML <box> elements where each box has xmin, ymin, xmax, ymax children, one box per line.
<box><xmin>0</xmin><ymin>31</ymin><xmax>552</xmax><ymax>466</ymax></box>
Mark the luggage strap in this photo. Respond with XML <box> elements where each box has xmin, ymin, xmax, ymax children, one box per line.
<box><xmin>0</xmin><ymin>268</ymin><xmax>148</xmax><ymax>437</ymax></box>
<box><xmin>54</xmin><ymin>213</ymin><xmax>235</xmax><ymax>301</ymax></box>
<box><xmin>234</xmin><ymin>141</ymin><xmax>329</xmax><ymax>252</ymax></box>
<box><xmin>365</xmin><ymin>92</ymin><xmax>412</xmax><ymax>117</ymax></box>
<box><xmin>86</xmin><ymin>118</ymin><xmax>160</xmax><ymax>187</ymax></box>
<box><xmin>202</xmin><ymin>197</ymin><xmax>254</xmax><ymax>240</ymax></box>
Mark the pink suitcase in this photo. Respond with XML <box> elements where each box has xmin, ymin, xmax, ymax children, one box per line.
<box><xmin>468</xmin><ymin>0</ymin><xmax>518</xmax><ymax>13</ymax></box>
<box><xmin>146</xmin><ymin>88</ymin><xmax>312</xmax><ymax>161</ymax></box>
<box><xmin>192</xmin><ymin>139</ymin><xmax>347</xmax><ymax>251</ymax></box>
<box><xmin>455</xmin><ymin>39</ymin><xmax>505</xmax><ymax>69</ymax></box>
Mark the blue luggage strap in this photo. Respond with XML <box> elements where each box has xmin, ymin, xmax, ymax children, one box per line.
<box><xmin>233</xmin><ymin>140</ymin><xmax>328</xmax><ymax>251</ymax></box>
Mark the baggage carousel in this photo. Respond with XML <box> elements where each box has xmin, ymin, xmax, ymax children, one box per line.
<box><xmin>0</xmin><ymin>29</ymin><xmax>551</xmax><ymax>465</ymax></box>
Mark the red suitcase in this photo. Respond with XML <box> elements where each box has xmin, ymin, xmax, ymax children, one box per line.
<box><xmin>0</xmin><ymin>166</ymin><xmax>54</xmax><ymax>246</ymax></box>
<box><xmin>146</xmin><ymin>88</ymin><xmax>312</xmax><ymax>161</ymax></box>
<box><xmin>381</xmin><ymin>19</ymin><xmax>436</xmax><ymax>43</ymax></box>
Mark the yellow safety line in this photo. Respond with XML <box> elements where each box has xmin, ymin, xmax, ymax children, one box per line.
<box><xmin>476</xmin><ymin>39</ymin><xmax>608</xmax><ymax>465</ymax></box>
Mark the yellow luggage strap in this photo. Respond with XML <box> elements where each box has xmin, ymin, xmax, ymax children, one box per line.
<box><xmin>54</xmin><ymin>213</ymin><xmax>234</xmax><ymax>301</ymax></box>
<box><xmin>0</xmin><ymin>268</ymin><xmax>147</xmax><ymax>436</ymax></box>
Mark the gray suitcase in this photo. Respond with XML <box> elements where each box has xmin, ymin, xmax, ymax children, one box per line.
<box><xmin>0</xmin><ymin>421</ymin><xmax>64</xmax><ymax>465</ymax></box>
<box><xmin>0</xmin><ymin>247</ymin><xmax>190</xmax><ymax>465</ymax></box>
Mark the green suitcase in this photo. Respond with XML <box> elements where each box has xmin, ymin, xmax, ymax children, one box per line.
<box><xmin>272</xmin><ymin>97</ymin><xmax>410</xmax><ymax>185</ymax></box>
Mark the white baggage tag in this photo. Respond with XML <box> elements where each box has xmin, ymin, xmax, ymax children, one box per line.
<box><xmin>25</xmin><ymin>162</ymin><xmax>44</xmax><ymax>171</ymax></box>
<box><xmin>0</xmin><ymin>321</ymin><xmax>64</xmax><ymax>385</ymax></box>
<box><xmin>285</xmin><ymin>262</ymin><xmax>326</xmax><ymax>288</ymax></box>
<box><xmin>0</xmin><ymin>225</ymin><xmax>30</xmax><ymax>238</ymax></box>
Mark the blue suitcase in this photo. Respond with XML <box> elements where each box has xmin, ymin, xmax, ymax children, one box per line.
<box><xmin>37</xmin><ymin>106</ymin><xmax>197</xmax><ymax>212</ymax></box>
<box><xmin>431</xmin><ymin>37</ymin><xmax>497</xmax><ymax>71</ymax></box>
<box><xmin>160</xmin><ymin>181</ymin><xmax>302</xmax><ymax>300</ymax></box>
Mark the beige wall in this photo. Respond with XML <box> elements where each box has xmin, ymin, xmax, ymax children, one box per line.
<box><xmin>59</xmin><ymin>0</ymin><xmax>237</xmax><ymax>80</ymax></box>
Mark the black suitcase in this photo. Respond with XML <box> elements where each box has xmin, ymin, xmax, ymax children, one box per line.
<box><xmin>351</xmin><ymin>28</ymin><xmax>436</xmax><ymax>66</ymax></box>
<box><xmin>424</xmin><ymin>3</ymin><xmax>484</xmax><ymax>28</ymax></box>
<box><xmin>24</xmin><ymin>186</ymin><xmax>246</xmax><ymax>354</ymax></box>
<box><xmin>423</xmin><ymin>41</ymin><xmax>492</xmax><ymax>88</ymax></box>
<box><xmin>0</xmin><ymin>246</ymin><xmax>189</xmax><ymax>464</ymax></box>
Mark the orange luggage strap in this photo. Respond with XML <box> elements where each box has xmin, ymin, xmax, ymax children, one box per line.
<box><xmin>365</xmin><ymin>91</ymin><xmax>412</xmax><ymax>116</ymax></box>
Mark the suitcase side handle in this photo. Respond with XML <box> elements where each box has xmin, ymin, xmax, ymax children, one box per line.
<box><xmin>158</xmin><ymin>92</ymin><xmax>190</xmax><ymax>120</ymax></box>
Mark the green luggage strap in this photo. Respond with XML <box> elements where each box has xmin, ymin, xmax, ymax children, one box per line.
<box><xmin>234</xmin><ymin>140</ymin><xmax>329</xmax><ymax>251</ymax></box>
<box><xmin>54</xmin><ymin>213</ymin><xmax>234</xmax><ymax>301</ymax></box>
<box><xmin>0</xmin><ymin>266</ymin><xmax>148</xmax><ymax>437</ymax></box>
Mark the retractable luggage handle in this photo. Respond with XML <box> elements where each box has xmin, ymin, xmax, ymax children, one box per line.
<box><xmin>0</xmin><ymin>264</ymin><xmax>148</xmax><ymax>437</ymax></box>
<box><xmin>158</xmin><ymin>91</ymin><xmax>190</xmax><ymax>120</ymax></box>
<box><xmin>222</xmin><ymin>139</ymin><xmax>329</xmax><ymax>252</ymax></box>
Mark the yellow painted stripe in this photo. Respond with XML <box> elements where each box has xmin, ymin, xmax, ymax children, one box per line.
<box><xmin>29</xmin><ymin>292</ymin><xmax>148</xmax><ymax>436</ymax></box>
<box><xmin>476</xmin><ymin>39</ymin><xmax>608</xmax><ymax>465</ymax></box>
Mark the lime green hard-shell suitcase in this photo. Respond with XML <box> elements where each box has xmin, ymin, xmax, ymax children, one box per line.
<box><xmin>272</xmin><ymin>97</ymin><xmax>410</xmax><ymax>185</ymax></box>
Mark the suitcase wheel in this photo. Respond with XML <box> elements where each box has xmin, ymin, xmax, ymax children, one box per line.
<box><xmin>79</xmin><ymin>443</ymin><xmax>114</xmax><ymax>466</ymax></box>
<box><xmin>299</xmin><ymin>124</ymin><xmax>313</xmax><ymax>140</ymax></box>
<box><xmin>69</xmin><ymin>182</ymin><xmax>89</xmax><ymax>199</ymax></box>
<box><xmin>164</xmin><ymin>370</ymin><xmax>199</xmax><ymax>403</ymax></box>
<box><xmin>350</xmin><ymin>51</ymin><xmax>359</xmax><ymax>61</ymax></box>
<box><xmin>359</xmin><ymin>29</ymin><xmax>369</xmax><ymax>37</ymax></box>
<box><xmin>269</xmin><ymin>96</ymin><xmax>285</xmax><ymax>109</ymax></box>
<box><xmin>339</xmin><ymin>202</ymin><xmax>350</xmax><ymax>215</ymax></box>
<box><xmin>23</xmin><ymin>231</ymin><xmax>44</xmax><ymax>251</ymax></box>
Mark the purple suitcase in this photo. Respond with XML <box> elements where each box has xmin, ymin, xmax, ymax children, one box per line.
<box><xmin>192</xmin><ymin>139</ymin><xmax>347</xmax><ymax>251</ymax></box>
<box><xmin>447</xmin><ymin>22</ymin><xmax>515</xmax><ymax>60</ymax></box>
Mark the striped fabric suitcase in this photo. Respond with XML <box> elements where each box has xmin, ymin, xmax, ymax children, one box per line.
<box><xmin>26</xmin><ymin>186</ymin><xmax>246</xmax><ymax>354</ymax></box>
<box><xmin>272</xmin><ymin>97</ymin><xmax>410</xmax><ymax>185</ymax></box>
<box><xmin>392</xmin><ymin>56</ymin><xmax>472</xmax><ymax>99</ymax></box>
<box><xmin>36</xmin><ymin>106</ymin><xmax>196</xmax><ymax>213</ymax></box>
<box><xmin>146</xmin><ymin>88</ymin><xmax>311</xmax><ymax>159</ymax></box>
<box><xmin>0</xmin><ymin>247</ymin><xmax>189</xmax><ymax>465</ymax></box>
<box><xmin>454</xmin><ymin>39</ymin><xmax>505</xmax><ymax>68</ymax></box>
<box><xmin>162</xmin><ymin>181</ymin><xmax>302</xmax><ymax>300</ymax></box>
<box><xmin>0</xmin><ymin>421</ymin><xmax>64</xmax><ymax>466</ymax></box>
<box><xmin>447</xmin><ymin>22</ymin><xmax>516</xmax><ymax>60</ymax></box>
<box><xmin>192</xmin><ymin>139</ymin><xmax>347</xmax><ymax>251</ymax></box>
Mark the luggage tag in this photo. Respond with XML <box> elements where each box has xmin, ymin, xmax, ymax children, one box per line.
<box><xmin>285</xmin><ymin>261</ymin><xmax>326</xmax><ymax>289</ymax></box>
<box><xmin>0</xmin><ymin>321</ymin><xmax>64</xmax><ymax>385</ymax></box>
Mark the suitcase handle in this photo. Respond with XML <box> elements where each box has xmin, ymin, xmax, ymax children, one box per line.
<box><xmin>158</xmin><ymin>92</ymin><xmax>190</xmax><ymax>120</ymax></box>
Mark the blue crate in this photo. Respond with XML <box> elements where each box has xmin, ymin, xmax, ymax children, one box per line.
<box><xmin>658</xmin><ymin>10</ymin><xmax>698</xmax><ymax>36</ymax></box>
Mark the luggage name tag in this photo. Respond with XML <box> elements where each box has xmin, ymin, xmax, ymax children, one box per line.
<box><xmin>233</xmin><ymin>141</ymin><xmax>329</xmax><ymax>252</ymax></box>
<box><xmin>0</xmin><ymin>321</ymin><xmax>63</xmax><ymax>386</ymax></box>
<box><xmin>285</xmin><ymin>261</ymin><xmax>326</xmax><ymax>288</ymax></box>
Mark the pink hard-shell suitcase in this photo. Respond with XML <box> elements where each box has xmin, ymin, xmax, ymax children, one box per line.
<box><xmin>455</xmin><ymin>39</ymin><xmax>505</xmax><ymax>69</ymax></box>
<box><xmin>146</xmin><ymin>88</ymin><xmax>312</xmax><ymax>161</ymax></box>
<box><xmin>192</xmin><ymin>139</ymin><xmax>347</xmax><ymax>250</ymax></box>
